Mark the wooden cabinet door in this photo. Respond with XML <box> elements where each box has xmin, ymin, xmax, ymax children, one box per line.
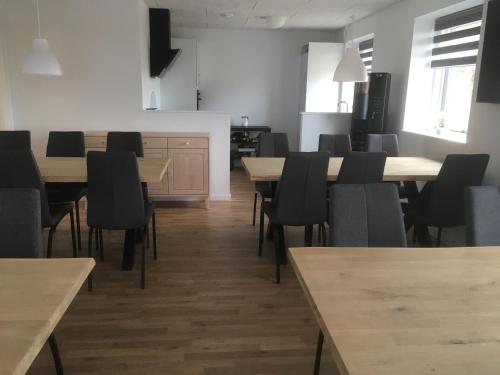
<box><xmin>168</xmin><ymin>148</ymin><xmax>209</xmax><ymax>195</ymax></box>
<box><xmin>144</xmin><ymin>149</ymin><xmax>168</xmax><ymax>195</ymax></box>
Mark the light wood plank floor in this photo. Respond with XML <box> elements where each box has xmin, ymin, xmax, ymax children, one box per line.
<box><xmin>29</xmin><ymin>169</ymin><xmax>336</xmax><ymax>375</ymax></box>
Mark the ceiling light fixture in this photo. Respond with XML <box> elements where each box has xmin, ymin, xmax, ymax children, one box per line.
<box><xmin>260</xmin><ymin>16</ymin><xmax>287</xmax><ymax>29</ymax></box>
<box><xmin>22</xmin><ymin>0</ymin><xmax>62</xmax><ymax>76</ymax></box>
<box><xmin>220</xmin><ymin>12</ymin><xmax>235</xmax><ymax>19</ymax></box>
<box><xmin>333</xmin><ymin>16</ymin><xmax>367</xmax><ymax>82</ymax></box>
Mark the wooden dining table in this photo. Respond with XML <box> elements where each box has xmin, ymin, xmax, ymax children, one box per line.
<box><xmin>289</xmin><ymin>246</ymin><xmax>500</xmax><ymax>375</ymax></box>
<box><xmin>241</xmin><ymin>156</ymin><xmax>443</xmax><ymax>182</ymax></box>
<box><xmin>36</xmin><ymin>156</ymin><xmax>171</xmax><ymax>270</ymax></box>
<box><xmin>0</xmin><ymin>258</ymin><xmax>95</xmax><ymax>375</ymax></box>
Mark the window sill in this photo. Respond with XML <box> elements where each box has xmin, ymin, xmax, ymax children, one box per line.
<box><xmin>402</xmin><ymin>128</ymin><xmax>467</xmax><ymax>144</ymax></box>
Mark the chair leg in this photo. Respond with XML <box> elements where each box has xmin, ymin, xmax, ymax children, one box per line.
<box><xmin>47</xmin><ymin>227</ymin><xmax>55</xmax><ymax>258</ymax></box>
<box><xmin>252</xmin><ymin>192</ymin><xmax>258</xmax><ymax>226</ymax></box>
<box><xmin>273</xmin><ymin>225</ymin><xmax>285</xmax><ymax>284</ymax></box>
<box><xmin>317</xmin><ymin>224</ymin><xmax>322</xmax><ymax>244</ymax></box>
<box><xmin>412</xmin><ymin>228</ymin><xmax>417</xmax><ymax>245</ymax></box>
<box><xmin>305</xmin><ymin>225</ymin><xmax>313</xmax><ymax>247</ymax></box>
<box><xmin>75</xmin><ymin>199</ymin><xmax>82</xmax><ymax>252</ymax></box>
<box><xmin>69</xmin><ymin>209</ymin><xmax>77</xmax><ymax>258</ymax></box>
<box><xmin>141</xmin><ymin>227</ymin><xmax>146</xmax><ymax>289</ymax></box>
<box><xmin>152</xmin><ymin>211</ymin><xmax>157</xmax><ymax>260</ymax></box>
<box><xmin>99</xmin><ymin>228</ymin><xmax>104</xmax><ymax>261</ymax></box>
<box><xmin>48</xmin><ymin>333</ymin><xmax>64</xmax><ymax>375</ymax></box>
<box><xmin>258</xmin><ymin>206</ymin><xmax>265</xmax><ymax>257</ymax></box>
<box><xmin>320</xmin><ymin>223</ymin><xmax>327</xmax><ymax>247</ymax></box>
<box><xmin>313</xmin><ymin>330</ymin><xmax>324</xmax><ymax>375</ymax></box>
<box><xmin>146</xmin><ymin>224</ymin><xmax>150</xmax><ymax>249</ymax></box>
<box><xmin>437</xmin><ymin>227</ymin><xmax>443</xmax><ymax>247</ymax></box>
<box><xmin>87</xmin><ymin>227</ymin><xmax>94</xmax><ymax>292</ymax></box>
<box><xmin>95</xmin><ymin>227</ymin><xmax>99</xmax><ymax>259</ymax></box>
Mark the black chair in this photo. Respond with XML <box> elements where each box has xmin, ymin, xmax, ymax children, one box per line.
<box><xmin>0</xmin><ymin>150</ymin><xmax>77</xmax><ymax>258</ymax></box>
<box><xmin>252</xmin><ymin>133</ymin><xmax>290</xmax><ymax>226</ymax></box>
<box><xmin>466</xmin><ymin>186</ymin><xmax>500</xmax><ymax>246</ymax></box>
<box><xmin>366</xmin><ymin>134</ymin><xmax>400</xmax><ymax>156</ymax></box>
<box><xmin>259</xmin><ymin>152</ymin><xmax>329</xmax><ymax>283</ymax></box>
<box><xmin>46</xmin><ymin>131</ymin><xmax>87</xmax><ymax>252</ymax></box>
<box><xmin>314</xmin><ymin>183</ymin><xmax>407</xmax><ymax>375</ymax></box>
<box><xmin>0</xmin><ymin>130</ymin><xmax>31</xmax><ymax>150</ymax></box>
<box><xmin>405</xmin><ymin>154</ymin><xmax>490</xmax><ymax>246</ymax></box>
<box><xmin>86</xmin><ymin>151</ymin><xmax>157</xmax><ymax>289</ymax></box>
<box><xmin>0</xmin><ymin>188</ymin><xmax>65</xmax><ymax>375</ymax></box>
<box><xmin>337</xmin><ymin>151</ymin><xmax>387</xmax><ymax>184</ymax></box>
<box><xmin>318</xmin><ymin>134</ymin><xmax>352</xmax><ymax>157</ymax></box>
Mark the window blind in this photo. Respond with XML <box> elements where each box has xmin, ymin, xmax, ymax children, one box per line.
<box><xmin>359</xmin><ymin>38</ymin><xmax>374</xmax><ymax>72</ymax></box>
<box><xmin>431</xmin><ymin>5</ymin><xmax>483</xmax><ymax>68</ymax></box>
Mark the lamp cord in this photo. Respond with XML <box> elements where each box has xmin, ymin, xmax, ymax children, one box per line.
<box><xmin>36</xmin><ymin>0</ymin><xmax>41</xmax><ymax>38</ymax></box>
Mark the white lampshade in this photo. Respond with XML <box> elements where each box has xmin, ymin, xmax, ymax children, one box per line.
<box><xmin>22</xmin><ymin>38</ymin><xmax>62</xmax><ymax>76</ymax></box>
<box><xmin>333</xmin><ymin>47</ymin><xmax>368</xmax><ymax>82</ymax></box>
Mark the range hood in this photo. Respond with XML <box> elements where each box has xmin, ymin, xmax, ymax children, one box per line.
<box><xmin>149</xmin><ymin>9</ymin><xmax>180</xmax><ymax>78</ymax></box>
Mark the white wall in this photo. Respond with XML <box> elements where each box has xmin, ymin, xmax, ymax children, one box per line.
<box><xmin>3</xmin><ymin>0</ymin><xmax>231</xmax><ymax>200</ymax></box>
<box><xmin>299</xmin><ymin>112</ymin><xmax>352</xmax><ymax>152</ymax></box>
<box><xmin>173</xmin><ymin>27</ymin><xmax>341</xmax><ymax>149</ymax></box>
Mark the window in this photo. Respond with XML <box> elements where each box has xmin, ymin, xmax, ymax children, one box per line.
<box><xmin>428</xmin><ymin>6</ymin><xmax>482</xmax><ymax>141</ymax></box>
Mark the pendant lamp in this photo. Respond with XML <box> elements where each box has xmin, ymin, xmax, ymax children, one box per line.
<box><xmin>22</xmin><ymin>0</ymin><xmax>62</xmax><ymax>76</ymax></box>
<box><xmin>333</xmin><ymin>16</ymin><xmax>367</xmax><ymax>82</ymax></box>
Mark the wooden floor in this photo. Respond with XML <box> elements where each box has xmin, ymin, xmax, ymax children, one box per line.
<box><xmin>29</xmin><ymin>169</ymin><xmax>336</xmax><ymax>375</ymax></box>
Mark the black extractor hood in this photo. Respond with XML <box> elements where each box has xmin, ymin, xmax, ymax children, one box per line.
<box><xmin>149</xmin><ymin>9</ymin><xmax>180</xmax><ymax>78</ymax></box>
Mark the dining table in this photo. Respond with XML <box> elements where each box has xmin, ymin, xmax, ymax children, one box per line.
<box><xmin>0</xmin><ymin>258</ymin><xmax>95</xmax><ymax>375</ymax></box>
<box><xmin>289</xmin><ymin>246</ymin><xmax>500</xmax><ymax>375</ymax></box>
<box><xmin>36</xmin><ymin>156</ymin><xmax>170</xmax><ymax>270</ymax></box>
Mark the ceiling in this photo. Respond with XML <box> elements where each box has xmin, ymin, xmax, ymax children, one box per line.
<box><xmin>144</xmin><ymin>0</ymin><xmax>402</xmax><ymax>30</ymax></box>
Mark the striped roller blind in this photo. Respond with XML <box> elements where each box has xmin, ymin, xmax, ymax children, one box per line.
<box><xmin>359</xmin><ymin>38</ymin><xmax>374</xmax><ymax>72</ymax></box>
<box><xmin>431</xmin><ymin>5</ymin><xmax>483</xmax><ymax>68</ymax></box>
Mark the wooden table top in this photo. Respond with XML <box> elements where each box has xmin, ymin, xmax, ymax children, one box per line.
<box><xmin>0</xmin><ymin>258</ymin><xmax>95</xmax><ymax>375</ymax></box>
<box><xmin>36</xmin><ymin>156</ymin><xmax>171</xmax><ymax>183</ymax></box>
<box><xmin>241</xmin><ymin>156</ymin><xmax>443</xmax><ymax>182</ymax></box>
<box><xmin>289</xmin><ymin>246</ymin><xmax>500</xmax><ymax>375</ymax></box>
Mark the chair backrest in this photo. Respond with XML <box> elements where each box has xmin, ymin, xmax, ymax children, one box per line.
<box><xmin>337</xmin><ymin>151</ymin><xmax>387</xmax><ymax>184</ymax></box>
<box><xmin>86</xmin><ymin>151</ymin><xmax>146</xmax><ymax>229</ymax></box>
<box><xmin>0</xmin><ymin>130</ymin><xmax>31</xmax><ymax>150</ymax></box>
<box><xmin>466</xmin><ymin>186</ymin><xmax>500</xmax><ymax>246</ymax></box>
<box><xmin>256</xmin><ymin>133</ymin><xmax>290</xmax><ymax>157</ymax></box>
<box><xmin>0</xmin><ymin>150</ymin><xmax>51</xmax><ymax>227</ymax></box>
<box><xmin>0</xmin><ymin>188</ymin><xmax>43</xmax><ymax>258</ymax></box>
<box><xmin>329</xmin><ymin>184</ymin><xmax>407</xmax><ymax>247</ymax></box>
<box><xmin>106</xmin><ymin>132</ymin><xmax>144</xmax><ymax>157</ymax></box>
<box><xmin>366</xmin><ymin>134</ymin><xmax>400</xmax><ymax>156</ymax></box>
<box><xmin>47</xmin><ymin>131</ymin><xmax>85</xmax><ymax>157</ymax></box>
<box><xmin>318</xmin><ymin>134</ymin><xmax>352</xmax><ymax>157</ymax></box>
<box><xmin>424</xmin><ymin>154</ymin><xmax>490</xmax><ymax>227</ymax></box>
<box><xmin>273</xmin><ymin>152</ymin><xmax>329</xmax><ymax>225</ymax></box>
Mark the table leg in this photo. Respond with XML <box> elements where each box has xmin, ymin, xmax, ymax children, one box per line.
<box><xmin>122</xmin><ymin>229</ymin><xmax>136</xmax><ymax>270</ymax></box>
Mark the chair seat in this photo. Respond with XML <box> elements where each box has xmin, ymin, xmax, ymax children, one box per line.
<box><xmin>91</xmin><ymin>201</ymin><xmax>154</xmax><ymax>230</ymax></box>
<box><xmin>46</xmin><ymin>183</ymin><xmax>87</xmax><ymax>203</ymax></box>
<box><xmin>255</xmin><ymin>182</ymin><xmax>273</xmax><ymax>199</ymax></box>
<box><xmin>47</xmin><ymin>202</ymin><xmax>74</xmax><ymax>228</ymax></box>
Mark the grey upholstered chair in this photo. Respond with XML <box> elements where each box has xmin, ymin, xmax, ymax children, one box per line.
<box><xmin>366</xmin><ymin>134</ymin><xmax>400</xmax><ymax>156</ymax></box>
<box><xmin>465</xmin><ymin>186</ymin><xmax>500</xmax><ymax>246</ymax></box>
<box><xmin>0</xmin><ymin>130</ymin><xmax>31</xmax><ymax>150</ymax></box>
<box><xmin>259</xmin><ymin>152</ymin><xmax>329</xmax><ymax>283</ymax></box>
<box><xmin>0</xmin><ymin>188</ymin><xmax>64</xmax><ymax>374</ymax></box>
<box><xmin>252</xmin><ymin>132</ymin><xmax>290</xmax><ymax>226</ymax></box>
<box><xmin>313</xmin><ymin>183</ymin><xmax>407</xmax><ymax>375</ymax></box>
<box><xmin>405</xmin><ymin>154</ymin><xmax>490</xmax><ymax>246</ymax></box>
<box><xmin>337</xmin><ymin>151</ymin><xmax>387</xmax><ymax>184</ymax></box>
<box><xmin>318</xmin><ymin>134</ymin><xmax>352</xmax><ymax>157</ymax></box>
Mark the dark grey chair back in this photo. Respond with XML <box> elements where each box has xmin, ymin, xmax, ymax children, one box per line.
<box><xmin>87</xmin><ymin>151</ymin><xmax>146</xmax><ymax>230</ymax></box>
<box><xmin>256</xmin><ymin>133</ymin><xmax>289</xmax><ymax>157</ymax></box>
<box><xmin>0</xmin><ymin>130</ymin><xmax>31</xmax><ymax>150</ymax></box>
<box><xmin>0</xmin><ymin>150</ymin><xmax>51</xmax><ymax>227</ymax></box>
<box><xmin>0</xmin><ymin>188</ymin><xmax>43</xmax><ymax>258</ymax></box>
<box><xmin>330</xmin><ymin>184</ymin><xmax>407</xmax><ymax>247</ymax></box>
<box><xmin>337</xmin><ymin>151</ymin><xmax>387</xmax><ymax>184</ymax></box>
<box><xmin>106</xmin><ymin>132</ymin><xmax>144</xmax><ymax>157</ymax></box>
<box><xmin>366</xmin><ymin>134</ymin><xmax>400</xmax><ymax>157</ymax></box>
<box><xmin>423</xmin><ymin>154</ymin><xmax>489</xmax><ymax>227</ymax></box>
<box><xmin>273</xmin><ymin>152</ymin><xmax>329</xmax><ymax>225</ymax></box>
<box><xmin>466</xmin><ymin>186</ymin><xmax>500</xmax><ymax>246</ymax></box>
<box><xmin>47</xmin><ymin>131</ymin><xmax>85</xmax><ymax>157</ymax></box>
<box><xmin>318</xmin><ymin>134</ymin><xmax>352</xmax><ymax>157</ymax></box>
